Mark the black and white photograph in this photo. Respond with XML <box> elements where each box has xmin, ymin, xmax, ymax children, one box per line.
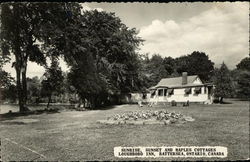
<box><xmin>0</xmin><ymin>1</ymin><xmax>249</xmax><ymax>161</ymax></box>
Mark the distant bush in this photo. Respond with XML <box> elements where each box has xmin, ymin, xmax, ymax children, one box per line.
<box><xmin>171</xmin><ymin>100</ymin><xmax>177</xmax><ymax>106</ymax></box>
<box><xmin>213</xmin><ymin>98</ymin><xmax>220</xmax><ymax>103</ymax></box>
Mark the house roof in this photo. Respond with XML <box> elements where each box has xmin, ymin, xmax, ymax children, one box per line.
<box><xmin>149</xmin><ymin>75</ymin><xmax>203</xmax><ymax>89</ymax></box>
<box><xmin>158</xmin><ymin>75</ymin><xmax>198</xmax><ymax>86</ymax></box>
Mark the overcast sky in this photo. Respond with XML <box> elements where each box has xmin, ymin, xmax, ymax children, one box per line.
<box><xmin>3</xmin><ymin>2</ymin><xmax>249</xmax><ymax>78</ymax></box>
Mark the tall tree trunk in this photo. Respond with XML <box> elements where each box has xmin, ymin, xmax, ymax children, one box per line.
<box><xmin>16</xmin><ymin>61</ymin><xmax>29</xmax><ymax>112</ymax></box>
<box><xmin>15</xmin><ymin>66</ymin><xmax>25</xmax><ymax>111</ymax></box>
<box><xmin>13</xmin><ymin>4</ymin><xmax>28</xmax><ymax>112</ymax></box>
<box><xmin>21</xmin><ymin>62</ymin><xmax>27</xmax><ymax>106</ymax></box>
<box><xmin>14</xmin><ymin>45</ymin><xmax>26</xmax><ymax>112</ymax></box>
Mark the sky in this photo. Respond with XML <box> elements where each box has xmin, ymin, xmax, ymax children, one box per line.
<box><xmin>3</xmin><ymin>2</ymin><xmax>249</xmax><ymax>78</ymax></box>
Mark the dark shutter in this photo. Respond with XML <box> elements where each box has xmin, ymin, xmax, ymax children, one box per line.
<box><xmin>167</xmin><ymin>89</ymin><xmax>173</xmax><ymax>93</ymax></box>
<box><xmin>184</xmin><ymin>88</ymin><xmax>191</xmax><ymax>94</ymax></box>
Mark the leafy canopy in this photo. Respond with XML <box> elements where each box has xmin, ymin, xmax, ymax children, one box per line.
<box><xmin>41</xmin><ymin>58</ymin><xmax>64</xmax><ymax>98</ymax></box>
<box><xmin>213</xmin><ymin>62</ymin><xmax>233</xmax><ymax>99</ymax></box>
<box><xmin>235</xmin><ymin>57</ymin><xmax>250</xmax><ymax>98</ymax></box>
<box><xmin>66</xmin><ymin>10</ymin><xmax>144</xmax><ymax>107</ymax></box>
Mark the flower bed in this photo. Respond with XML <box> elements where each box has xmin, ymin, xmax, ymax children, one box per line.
<box><xmin>97</xmin><ymin>110</ymin><xmax>195</xmax><ymax>125</ymax></box>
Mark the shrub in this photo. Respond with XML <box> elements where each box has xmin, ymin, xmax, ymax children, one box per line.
<box><xmin>171</xmin><ymin>100</ymin><xmax>177</xmax><ymax>106</ymax></box>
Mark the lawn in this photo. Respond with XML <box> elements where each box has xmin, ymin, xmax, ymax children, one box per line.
<box><xmin>0</xmin><ymin>99</ymin><xmax>249</xmax><ymax>161</ymax></box>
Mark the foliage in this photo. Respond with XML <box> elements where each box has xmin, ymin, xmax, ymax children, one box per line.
<box><xmin>0</xmin><ymin>47</ymin><xmax>14</xmax><ymax>89</ymax></box>
<box><xmin>67</xmin><ymin>53</ymin><xmax>108</xmax><ymax>107</ymax></box>
<box><xmin>80</xmin><ymin>10</ymin><xmax>143</xmax><ymax>93</ymax></box>
<box><xmin>2</xmin><ymin>84</ymin><xmax>17</xmax><ymax>103</ymax></box>
<box><xmin>27</xmin><ymin>76</ymin><xmax>41</xmax><ymax>103</ymax></box>
<box><xmin>163</xmin><ymin>56</ymin><xmax>176</xmax><ymax>76</ymax></box>
<box><xmin>236</xmin><ymin>70</ymin><xmax>250</xmax><ymax>99</ymax></box>
<box><xmin>0</xmin><ymin>2</ymin><xmax>81</xmax><ymax>111</ymax></box>
<box><xmin>0</xmin><ymin>70</ymin><xmax>14</xmax><ymax>89</ymax></box>
<box><xmin>235</xmin><ymin>57</ymin><xmax>250</xmax><ymax>99</ymax></box>
<box><xmin>142</xmin><ymin>54</ymin><xmax>170</xmax><ymax>87</ymax></box>
<box><xmin>141</xmin><ymin>51</ymin><xmax>214</xmax><ymax>88</ymax></box>
<box><xmin>66</xmin><ymin>10</ymin><xmax>144</xmax><ymax>108</ymax></box>
<box><xmin>41</xmin><ymin>58</ymin><xmax>64</xmax><ymax>108</ymax></box>
<box><xmin>213</xmin><ymin>62</ymin><xmax>233</xmax><ymax>102</ymax></box>
<box><xmin>175</xmin><ymin>51</ymin><xmax>214</xmax><ymax>82</ymax></box>
<box><xmin>236</xmin><ymin>57</ymin><xmax>250</xmax><ymax>71</ymax></box>
<box><xmin>0</xmin><ymin>47</ymin><xmax>15</xmax><ymax>102</ymax></box>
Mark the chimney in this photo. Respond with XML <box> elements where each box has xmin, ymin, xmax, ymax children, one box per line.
<box><xmin>182</xmin><ymin>72</ymin><xmax>188</xmax><ymax>85</ymax></box>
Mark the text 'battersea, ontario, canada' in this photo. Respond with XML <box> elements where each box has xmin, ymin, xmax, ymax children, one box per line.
<box><xmin>114</xmin><ymin>146</ymin><xmax>227</xmax><ymax>158</ymax></box>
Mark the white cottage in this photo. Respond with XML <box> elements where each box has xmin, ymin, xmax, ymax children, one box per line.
<box><xmin>149</xmin><ymin>72</ymin><xmax>214</xmax><ymax>104</ymax></box>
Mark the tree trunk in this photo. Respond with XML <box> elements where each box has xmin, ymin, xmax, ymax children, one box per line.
<box><xmin>220</xmin><ymin>97</ymin><xmax>224</xmax><ymax>104</ymax></box>
<box><xmin>21</xmin><ymin>63</ymin><xmax>27</xmax><ymax>106</ymax></box>
<box><xmin>86</xmin><ymin>96</ymin><xmax>94</xmax><ymax>109</ymax></box>
<box><xmin>14</xmin><ymin>48</ymin><xmax>27</xmax><ymax>112</ymax></box>
<box><xmin>83</xmin><ymin>99</ymin><xmax>86</xmax><ymax>108</ymax></box>
<box><xmin>47</xmin><ymin>94</ymin><xmax>52</xmax><ymax>109</ymax></box>
<box><xmin>13</xmin><ymin>5</ymin><xmax>29</xmax><ymax>112</ymax></box>
<box><xmin>16</xmin><ymin>67</ymin><xmax>25</xmax><ymax>111</ymax></box>
<box><xmin>91</xmin><ymin>96</ymin><xmax>96</xmax><ymax>109</ymax></box>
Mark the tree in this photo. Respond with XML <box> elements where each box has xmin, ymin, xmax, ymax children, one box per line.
<box><xmin>0</xmin><ymin>42</ymin><xmax>13</xmax><ymax>87</ymax></box>
<box><xmin>0</xmin><ymin>45</ymin><xmax>15</xmax><ymax>102</ymax></box>
<box><xmin>235</xmin><ymin>57</ymin><xmax>250</xmax><ymax>99</ymax></box>
<box><xmin>236</xmin><ymin>71</ymin><xmax>250</xmax><ymax>99</ymax></box>
<box><xmin>67</xmin><ymin>53</ymin><xmax>108</xmax><ymax>108</ymax></box>
<box><xmin>41</xmin><ymin>57</ymin><xmax>64</xmax><ymax>109</ymax></box>
<box><xmin>236</xmin><ymin>57</ymin><xmax>250</xmax><ymax>71</ymax></box>
<box><xmin>2</xmin><ymin>84</ymin><xmax>17</xmax><ymax>103</ymax></box>
<box><xmin>143</xmin><ymin>54</ymin><xmax>169</xmax><ymax>87</ymax></box>
<box><xmin>163</xmin><ymin>56</ymin><xmax>176</xmax><ymax>76</ymax></box>
<box><xmin>131</xmin><ymin>54</ymin><xmax>152</xmax><ymax>92</ymax></box>
<box><xmin>66</xmin><ymin>10</ymin><xmax>143</xmax><ymax>108</ymax></box>
<box><xmin>0</xmin><ymin>67</ymin><xmax>17</xmax><ymax>103</ymax></box>
<box><xmin>213</xmin><ymin>62</ymin><xmax>233</xmax><ymax>103</ymax></box>
<box><xmin>81</xmin><ymin>10</ymin><xmax>143</xmax><ymax>93</ymax></box>
<box><xmin>0</xmin><ymin>2</ymin><xmax>81</xmax><ymax>111</ymax></box>
<box><xmin>27</xmin><ymin>76</ymin><xmax>41</xmax><ymax>103</ymax></box>
<box><xmin>175</xmin><ymin>51</ymin><xmax>214</xmax><ymax>82</ymax></box>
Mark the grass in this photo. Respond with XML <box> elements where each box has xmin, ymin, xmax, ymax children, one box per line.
<box><xmin>0</xmin><ymin>99</ymin><xmax>249</xmax><ymax>161</ymax></box>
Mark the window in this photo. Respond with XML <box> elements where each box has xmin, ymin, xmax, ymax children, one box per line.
<box><xmin>204</xmin><ymin>87</ymin><xmax>207</xmax><ymax>94</ymax></box>
<box><xmin>184</xmin><ymin>88</ymin><xmax>192</xmax><ymax>94</ymax></box>
<box><xmin>158</xmin><ymin>89</ymin><xmax>164</xmax><ymax>96</ymax></box>
<box><xmin>164</xmin><ymin>89</ymin><xmax>167</xmax><ymax>96</ymax></box>
<box><xmin>194</xmin><ymin>87</ymin><xmax>201</xmax><ymax>94</ymax></box>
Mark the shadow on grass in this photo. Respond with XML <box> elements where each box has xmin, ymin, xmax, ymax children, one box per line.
<box><xmin>74</xmin><ymin>104</ymin><xmax>124</xmax><ymax>111</ymax></box>
<box><xmin>221</xmin><ymin>101</ymin><xmax>232</xmax><ymax>104</ymax></box>
<box><xmin>96</xmin><ymin>105</ymin><xmax>120</xmax><ymax>110</ymax></box>
<box><xmin>213</xmin><ymin>101</ymin><xmax>232</xmax><ymax>104</ymax></box>
<box><xmin>92</xmin><ymin>103</ymin><xmax>134</xmax><ymax>110</ymax></box>
<box><xmin>0</xmin><ymin>109</ymin><xmax>60</xmax><ymax>122</ymax></box>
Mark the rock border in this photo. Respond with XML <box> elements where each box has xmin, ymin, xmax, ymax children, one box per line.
<box><xmin>97</xmin><ymin>116</ymin><xmax>194</xmax><ymax>125</ymax></box>
<box><xmin>97</xmin><ymin>110</ymin><xmax>195</xmax><ymax>125</ymax></box>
